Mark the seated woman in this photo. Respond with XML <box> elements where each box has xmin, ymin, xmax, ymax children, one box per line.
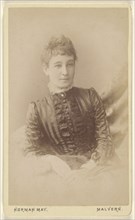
<box><xmin>10</xmin><ymin>35</ymin><xmax>129</xmax><ymax>206</ymax></box>
<box><xmin>24</xmin><ymin>35</ymin><xmax>118</xmax><ymax>179</ymax></box>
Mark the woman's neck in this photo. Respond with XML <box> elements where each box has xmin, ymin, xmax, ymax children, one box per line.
<box><xmin>48</xmin><ymin>82</ymin><xmax>73</xmax><ymax>95</ymax></box>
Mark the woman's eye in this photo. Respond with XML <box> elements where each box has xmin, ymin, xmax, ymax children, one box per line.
<box><xmin>55</xmin><ymin>64</ymin><xmax>61</xmax><ymax>68</ymax></box>
<box><xmin>67</xmin><ymin>63</ymin><xmax>74</xmax><ymax>67</ymax></box>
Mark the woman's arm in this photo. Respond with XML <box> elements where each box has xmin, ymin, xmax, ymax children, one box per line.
<box><xmin>89</xmin><ymin>88</ymin><xmax>115</xmax><ymax>165</ymax></box>
<box><xmin>24</xmin><ymin>102</ymin><xmax>46</xmax><ymax>155</ymax></box>
<box><xmin>25</xmin><ymin>102</ymin><xmax>72</xmax><ymax>177</ymax></box>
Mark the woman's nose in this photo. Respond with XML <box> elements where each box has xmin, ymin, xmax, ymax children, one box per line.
<box><xmin>62</xmin><ymin>65</ymin><xmax>68</xmax><ymax>76</ymax></box>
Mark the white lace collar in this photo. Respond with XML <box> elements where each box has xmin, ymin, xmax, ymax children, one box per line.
<box><xmin>48</xmin><ymin>82</ymin><xmax>73</xmax><ymax>95</ymax></box>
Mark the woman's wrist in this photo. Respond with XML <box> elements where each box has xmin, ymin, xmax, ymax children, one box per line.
<box><xmin>81</xmin><ymin>159</ymin><xmax>96</xmax><ymax>169</ymax></box>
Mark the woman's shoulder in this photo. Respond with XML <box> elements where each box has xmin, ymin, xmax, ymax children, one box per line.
<box><xmin>73</xmin><ymin>86</ymin><xmax>97</xmax><ymax>96</ymax></box>
<box><xmin>27</xmin><ymin>95</ymin><xmax>50</xmax><ymax>115</ymax></box>
<box><xmin>73</xmin><ymin>86</ymin><xmax>102</xmax><ymax>105</ymax></box>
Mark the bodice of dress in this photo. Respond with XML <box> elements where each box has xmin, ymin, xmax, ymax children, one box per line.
<box><xmin>50</xmin><ymin>89</ymin><xmax>95</xmax><ymax>155</ymax></box>
<box><xmin>25</xmin><ymin>87</ymin><xmax>114</xmax><ymax>164</ymax></box>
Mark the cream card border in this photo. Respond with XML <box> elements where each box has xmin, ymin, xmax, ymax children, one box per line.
<box><xmin>1</xmin><ymin>1</ymin><xmax>134</xmax><ymax>219</ymax></box>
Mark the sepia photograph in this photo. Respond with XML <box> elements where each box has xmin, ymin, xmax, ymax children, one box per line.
<box><xmin>2</xmin><ymin>1</ymin><xmax>133</xmax><ymax>218</ymax></box>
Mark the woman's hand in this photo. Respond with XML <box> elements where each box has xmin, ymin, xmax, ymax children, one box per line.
<box><xmin>64</xmin><ymin>160</ymin><xmax>97</xmax><ymax>184</ymax></box>
<box><xmin>80</xmin><ymin>159</ymin><xmax>96</xmax><ymax>170</ymax></box>
<box><xmin>46</xmin><ymin>155</ymin><xmax>72</xmax><ymax>178</ymax></box>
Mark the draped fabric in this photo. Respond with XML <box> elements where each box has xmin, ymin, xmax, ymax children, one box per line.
<box><xmin>102</xmin><ymin>70</ymin><xmax>128</xmax><ymax>166</ymax></box>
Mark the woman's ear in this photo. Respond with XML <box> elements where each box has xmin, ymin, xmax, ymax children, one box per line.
<box><xmin>43</xmin><ymin>64</ymin><xmax>49</xmax><ymax>76</ymax></box>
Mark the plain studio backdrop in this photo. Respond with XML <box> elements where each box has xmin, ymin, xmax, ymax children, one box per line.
<box><xmin>8</xmin><ymin>7</ymin><xmax>129</xmax><ymax>133</ymax></box>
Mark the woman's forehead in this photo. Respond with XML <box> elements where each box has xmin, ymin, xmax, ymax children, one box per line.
<box><xmin>49</xmin><ymin>54</ymin><xmax>75</xmax><ymax>64</ymax></box>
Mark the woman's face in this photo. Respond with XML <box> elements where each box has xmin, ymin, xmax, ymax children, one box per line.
<box><xmin>44</xmin><ymin>54</ymin><xmax>75</xmax><ymax>89</ymax></box>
